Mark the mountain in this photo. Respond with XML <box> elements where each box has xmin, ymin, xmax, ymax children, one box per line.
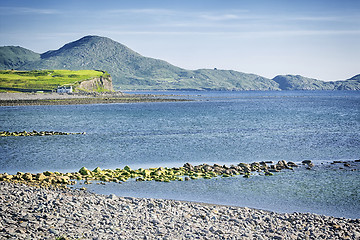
<box><xmin>273</xmin><ymin>75</ymin><xmax>360</xmax><ymax>90</ymax></box>
<box><xmin>1</xmin><ymin>36</ymin><xmax>359</xmax><ymax>90</ymax></box>
<box><xmin>334</xmin><ymin>74</ymin><xmax>360</xmax><ymax>90</ymax></box>
<box><xmin>272</xmin><ymin>75</ymin><xmax>334</xmax><ymax>90</ymax></box>
<box><xmin>16</xmin><ymin>36</ymin><xmax>278</xmax><ymax>90</ymax></box>
<box><xmin>0</xmin><ymin>46</ymin><xmax>40</xmax><ymax>70</ymax></box>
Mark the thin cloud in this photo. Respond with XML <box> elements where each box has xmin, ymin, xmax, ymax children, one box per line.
<box><xmin>105</xmin><ymin>8</ymin><xmax>176</xmax><ymax>15</ymax></box>
<box><xmin>94</xmin><ymin>29</ymin><xmax>360</xmax><ymax>38</ymax></box>
<box><xmin>200</xmin><ymin>14</ymin><xmax>242</xmax><ymax>21</ymax></box>
<box><xmin>0</xmin><ymin>7</ymin><xmax>60</xmax><ymax>15</ymax></box>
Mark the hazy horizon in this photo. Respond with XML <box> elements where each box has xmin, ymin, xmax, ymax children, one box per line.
<box><xmin>1</xmin><ymin>0</ymin><xmax>359</xmax><ymax>81</ymax></box>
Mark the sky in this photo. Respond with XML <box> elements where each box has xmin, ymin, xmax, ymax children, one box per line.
<box><xmin>1</xmin><ymin>0</ymin><xmax>359</xmax><ymax>81</ymax></box>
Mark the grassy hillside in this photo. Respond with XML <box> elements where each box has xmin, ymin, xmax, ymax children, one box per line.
<box><xmin>0</xmin><ymin>46</ymin><xmax>40</xmax><ymax>70</ymax></box>
<box><xmin>273</xmin><ymin>75</ymin><xmax>360</xmax><ymax>90</ymax></box>
<box><xmin>272</xmin><ymin>75</ymin><xmax>334</xmax><ymax>90</ymax></box>
<box><xmin>0</xmin><ymin>70</ymin><xmax>107</xmax><ymax>92</ymax></box>
<box><xmin>119</xmin><ymin>69</ymin><xmax>280</xmax><ymax>90</ymax></box>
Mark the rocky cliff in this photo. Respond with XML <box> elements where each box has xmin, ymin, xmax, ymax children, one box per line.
<box><xmin>75</xmin><ymin>75</ymin><xmax>114</xmax><ymax>92</ymax></box>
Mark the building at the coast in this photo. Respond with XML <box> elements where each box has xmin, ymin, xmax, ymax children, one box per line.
<box><xmin>56</xmin><ymin>86</ymin><xmax>73</xmax><ymax>93</ymax></box>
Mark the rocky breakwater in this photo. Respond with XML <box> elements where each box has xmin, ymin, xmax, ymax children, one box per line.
<box><xmin>75</xmin><ymin>160</ymin><xmax>301</xmax><ymax>184</ymax></box>
<box><xmin>0</xmin><ymin>160</ymin><xmax>309</xmax><ymax>188</ymax></box>
<box><xmin>1</xmin><ymin>181</ymin><xmax>359</xmax><ymax>239</ymax></box>
<box><xmin>0</xmin><ymin>130</ymin><xmax>85</xmax><ymax>137</ymax></box>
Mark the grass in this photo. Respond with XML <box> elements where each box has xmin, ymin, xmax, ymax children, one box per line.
<box><xmin>0</xmin><ymin>70</ymin><xmax>107</xmax><ymax>92</ymax></box>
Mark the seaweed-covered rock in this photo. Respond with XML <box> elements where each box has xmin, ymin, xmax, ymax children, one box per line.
<box><xmin>93</xmin><ymin>167</ymin><xmax>102</xmax><ymax>173</ymax></box>
<box><xmin>183</xmin><ymin>163</ymin><xmax>194</xmax><ymax>171</ymax></box>
<box><xmin>79</xmin><ymin>167</ymin><xmax>91</xmax><ymax>176</ymax></box>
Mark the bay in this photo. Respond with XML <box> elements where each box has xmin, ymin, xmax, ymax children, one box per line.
<box><xmin>1</xmin><ymin>91</ymin><xmax>359</xmax><ymax>218</ymax></box>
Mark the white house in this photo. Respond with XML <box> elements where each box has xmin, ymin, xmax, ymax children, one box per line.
<box><xmin>56</xmin><ymin>86</ymin><xmax>73</xmax><ymax>93</ymax></box>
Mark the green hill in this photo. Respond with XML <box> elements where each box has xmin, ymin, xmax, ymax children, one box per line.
<box><xmin>1</xmin><ymin>36</ymin><xmax>359</xmax><ymax>91</ymax></box>
<box><xmin>272</xmin><ymin>75</ymin><xmax>334</xmax><ymax>90</ymax></box>
<box><xmin>0</xmin><ymin>46</ymin><xmax>40</xmax><ymax>70</ymax></box>
<box><xmin>334</xmin><ymin>74</ymin><xmax>360</xmax><ymax>90</ymax></box>
<box><xmin>273</xmin><ymin>75</ymin><xmax>360</xmax><ymax>90</ymax></box>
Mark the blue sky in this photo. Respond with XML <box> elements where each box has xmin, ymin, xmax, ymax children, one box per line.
<box><xmin>1</xmin><ymin>0</ymin><xmax>359</xmax><ymax>80</ymax></box>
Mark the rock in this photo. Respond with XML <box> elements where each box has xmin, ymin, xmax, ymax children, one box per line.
<box><xmin>49</xmin><ymin>228</ymin><xmax>59</xmax><ymax>235</ymax></box>
<box><xmin>183</xmin><ymin>163</ymin><xmax>194</xmax><ymax>171</ymax></box>
<box><xmin>302</xmin><ymin>160</ymin><xmax>314</xmax><ymax>167</ymax></box>
<box><xmin>156</xmin><ymin>227</ymin><xmax>167</xmax><ymax>235</ymax></box>
<box><xmin>22</xmin><ymin>173</ymin><xmax>33</xmax><ymax>181</ymax></box>
<box><xmin>215</xmin><ymin>229</ymin><xmax>224</xmax><ymax>234</ymax></box>
<box><xmin>108</xmin><ymin>194</ymin><xmax>117</xmax><ymax>200</ymax></box>
<box><xmin>352</xmin><ymin>231</ymin><xmax>360</xmax><ymax>239</ymax></box>
<box><xmin>36</xmin><ymin>173</ymin><xmax>47</xmax><ymax>181</ymax></box>
<box><xmin>123</xmin><ymin>166</ymin><xmax>131</xmax><ymax>172</ymax></box>
<box><xmin>302</xmin><ymin>160</ymin><xmax>312</xmax><ymax>164</ymax></box>
<box><xmin>287</xmin><ymin>162</ymin><xmax>298</xmax><ymax>167</ymax></box>
<box><xmin>276</xmin><ymin>160</ymin><xmax>289</xmax><ymax>170</ymax></box>
<box><xmin>43</xmin><ymin>171</ymin><xmax>53</xmax><ymax>176</ymax></box>
<box><xmin>151</xmin><ymin>219</ymin><xmax>161</xmax><ymax>225</ymax></box>
<box><xmin>79</xmin><ymin>167</ymin><xmax>91</xmax><ymax>175</ymax></box>
<box><xmin>209</xmin><ymin>226</ymin><xmax>216</xmax><ymax>233</ymax></box>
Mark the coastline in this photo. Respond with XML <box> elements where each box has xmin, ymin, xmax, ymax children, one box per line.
<box><xmin>1</xmin><ymin>182</ymin><xmax>359</xmax><ymax>239</ymax></box>
<box><xmin>0</xmin><ymin>92</ymin><xmax>186</xmax><ymax>106</ymax></box>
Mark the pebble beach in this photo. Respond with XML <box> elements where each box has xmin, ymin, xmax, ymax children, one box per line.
<box><xmin>1</xmin><ymin>182</ymin><xmax>359</xmax><ymax>240</ymax></box>
<box><xmin>0</xmin><ymin>92</ymin><xmax>183</xmax><ymax>106</ymax></box>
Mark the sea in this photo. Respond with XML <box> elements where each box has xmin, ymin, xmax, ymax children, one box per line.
<box><xmin>1</xmin><ymin>91</ymin><xmax>359</xmax><ymax>219</ymax></box>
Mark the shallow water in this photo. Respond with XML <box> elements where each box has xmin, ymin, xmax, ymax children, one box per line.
<box><xmin>1</xmin><ymin>91</ymin><xmax>359</xmax><ymax>218</ymax></box>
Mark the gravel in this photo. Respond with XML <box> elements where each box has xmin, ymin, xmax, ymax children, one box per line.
<box><xmin>0</xmin><ymin>182</ymin><xmax>359</xmax><ymax>239</ymax></box>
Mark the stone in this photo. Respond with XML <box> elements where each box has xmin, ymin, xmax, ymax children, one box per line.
<box><xmin>108</xmin><ymin>194</ymin><xmax>117</xmax><ymax>200</ymax></box>
<box><xmin>22</xmin><ymin>173</ymin><xmax>33</xmax><ymax>181</ymax></box>
<box><xmin>36</xmin><ymin>173</ymin><xmax>47</xmax><ymax>181</ymax></box>
<box><xmin>156</xmin><ymin>227</ymin><xmax>167</xmax><ymax>235</ymax></box>
<box><xmin>151</xmin><ymin>219</ymin><xmax>161</xmax><ymax>225</ymax></box>
<box><xmin>287</xmin><ymin>162</ymin><xmax>298</xmax><ymax>167</ymax></box>
<box><xmin>79</xmin><ymin>167</ymin><xmax>91</xmax><ymax>175</ymax></box>
<box><xmin>123</xmin><ymin>165</ymin><xmax>131</xmax><ymax>172</ymax></box>
<box><xmin>43</xmin><ymin>171</ymin><xmax>53</xmax><ymax>176</ymax></box>
<box><xmin>302</xmin><ymin>160</ymin><xmax>314</xmax><ymax>166</ymax></box>
<box><xmin>0</xmin><ymin>181</ymin><xmax>359</xmax><ymax>240</ymax></box>
<box><xmin>183</xmin><ymin>163</ymin><xmax>194</xmax><ymax>171</ymax></box>
<box><xmin>49</xmin><ymin>228</ymin><xmax>59</xmax><ymax>235</ymax></box>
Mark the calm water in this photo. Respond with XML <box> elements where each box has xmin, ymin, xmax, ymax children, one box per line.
<box><xmin>1</xmin><ymin>91</ymin><xmax>359</xmax><ymax>218</ymax></box>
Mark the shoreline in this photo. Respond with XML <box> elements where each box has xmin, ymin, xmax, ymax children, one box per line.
<box><xmin>0</xmin><ymin>182</ymin><xmax>359</xmax><ymax>239</ymax></box>
<box><xmin>0</xmin><ymin>92</ymin><xmax>187</xmax><ymax>106</ymax></box>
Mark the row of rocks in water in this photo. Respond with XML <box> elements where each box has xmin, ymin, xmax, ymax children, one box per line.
<box><xmin>0</xmin><ymin>160</ymin><xmax>315</xmax><ymax>187</ymax></box>
<box><xmin>0</xmin><ymin>181</ymin><xmax>359</xmax><ymax>239</ymax></box>
<box><xmin>0</xmin><ymin>130</ymin><xmax>85</xmax><ymax>136</ymax></box>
